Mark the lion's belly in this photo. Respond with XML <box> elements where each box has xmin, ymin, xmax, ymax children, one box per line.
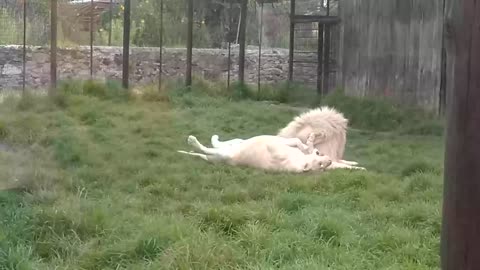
<box><xmin>227</xmin><ymin>136</ymin><xmax>304</xmax><ymax>172</ymax></box>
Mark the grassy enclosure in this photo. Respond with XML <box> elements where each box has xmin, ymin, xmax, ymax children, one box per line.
<box><xmin>0</xmin><ymin>80</ymin><xmax>444</xmax><ymax>269</ymax></box>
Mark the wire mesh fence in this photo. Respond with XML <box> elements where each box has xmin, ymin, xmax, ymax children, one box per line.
<box><xmin>0</xmin><ymin>0</ymin><xmax>340</xmax><ymax>98</ymax></box>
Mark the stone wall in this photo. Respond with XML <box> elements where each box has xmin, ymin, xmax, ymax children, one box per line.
<box><xmin>0</xmin><ymin>45</ymin><xmax>316</xmax><ymax>90</ymax></box>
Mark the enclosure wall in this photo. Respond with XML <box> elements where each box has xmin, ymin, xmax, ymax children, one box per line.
<box><xmin>339</xmin><ymin>0</ymin><xmax>446</xmax><ymax>111</ymax></box>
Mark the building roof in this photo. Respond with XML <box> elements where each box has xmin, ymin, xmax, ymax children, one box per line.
<box><xmin>58</xmin><ymin>0</ymin><xmax>121</xmax><ymax>31</ymax></box>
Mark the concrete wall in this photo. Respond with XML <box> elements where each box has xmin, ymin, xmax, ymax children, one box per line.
<box><xmin>339</xmin><ymin>0</ymin><xmax>446</xmax><ymax>111</ymax></box>
<box><xmin>0</xmin><ymin>45</ymin><xmax>317</xmax><ymax>90</ymax></box>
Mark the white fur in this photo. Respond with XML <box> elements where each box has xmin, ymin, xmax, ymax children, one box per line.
<box><xmin>178</xmin><ymin>134</ymin><xmax>335</xmax><ymax>173</ymax></box>
<box><xmin>210</xmin><ymin>134</ymin><xmax>365</xmax><ymax>171</ymax></box>
<box><xmin>277</xmin><ymin>106</ymin><xmax>357</xmax><ymax>165</ymax></box>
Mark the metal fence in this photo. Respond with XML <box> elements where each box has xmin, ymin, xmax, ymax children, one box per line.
<box><xmin>0</xmin><ymin>0</ymin><xmax>340</xmax><ymax>96</ymax></box>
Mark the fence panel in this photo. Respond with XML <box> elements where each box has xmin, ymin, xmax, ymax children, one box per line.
<box><xmin>340</xmin><ymin>0</ymin><xmax>444</xmax><ymax>111</ymax></box>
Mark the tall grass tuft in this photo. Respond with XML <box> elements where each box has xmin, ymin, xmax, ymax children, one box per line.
<box><xmin>320</xmin><ymin>89</ymin><xmax>444</xmax><ymax>134</ymax></box>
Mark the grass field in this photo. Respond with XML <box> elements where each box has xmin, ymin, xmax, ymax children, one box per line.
<box><xmin>0</xmin><ymin>81</ymin><xmax>445</xmax><ymax>269</ymax></box>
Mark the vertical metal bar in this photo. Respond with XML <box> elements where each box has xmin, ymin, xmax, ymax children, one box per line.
<box><xmin>323</xmin><ymin>27</ymin><xmax>330</xmax><ymax>93</ymax></box>
<box><xmin>50</xmin><ymin>0</ymin><xmax>57</xmax><ymax>92</ymax></box>
<box><xmin>238</xmin><ymin>0</ymin><xmax>247</xmax><ymax>83</ymax></box>
<box><xmin>90</xmin><ymin>0</ymin><xmax>94</xmax><ymax>78</ymax></box>
<box><xmin>317</xmin><ymin>23</ymin><xmax>324</xmax><ymax>95</ymax></box>
<box><xmin>159</xmin><ymin>0</ymin><xmax>164</xmax><ymax>91</ymax></box>
<box><xmin>227</xmin><ymin>42</ymin><xmax>231</xmax><ymax>89</ymax></box>
<box><xmin>108</xmin><ymin>0</ymin><xmax>113</xmax><ymax>46</ymax></box>
<box><xmin>186</xmin><ymin>0</ymin><xmax>193</xmax><ymax>87</ymax></box>
<box><xmin>122</xmin><ymin>0</ymin><xmax>131</xmax><ymax>89</ymax></box>
<box><xmin>236</xmin><ymin>11</ymin><xmax>241</xmax><ymax>44</ymax></box>
<box><xmin>288</xmin><ymin>0</ymin><xmax>295</xmax><ymax>82</ymax></box>
<box><xmin>22</xmin><ymin>0</ymin><xmax>27</xmax><ymax>93</ymax></box>
<box><xmin>257</xmin><ymin>2</ymin><xmax>263</xmax><ymax>93</ymax></box>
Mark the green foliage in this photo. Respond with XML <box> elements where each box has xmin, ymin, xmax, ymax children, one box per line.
<box><xmin>0</xmin><ymin>121</ymin><xmax>8</xmax><ymax>140</ymax></box>
<box><xmin>400</xmin><ymin>121</ymin><xmax>445</xmax><ymax>136</ymax></box>
<box><xmin>230</xmin><ymin>81</ymin><xmax>254</xmax><ymax>100</ymax></box>
<box><xmin>83</xmin><ymin>80</ymin><xmax>109</xmax><ymax>98</ymax></box>
<box><xmin>0</xmin><ymin>191</ymin><xmax>36</xmax><ymax>269</ymax></box>
<box><xmin>0</xmin><ymin>8</ymin><xmax>20</xmax><ymax>45</ymax></box>
<box><xmin>230</xmin><ymin>81</ymin><xmax>290</xmax><ymax>103</ymax></box>
<box><xmin>138</xmin><ymin>84</ymin><xmax>171</xmax><ymax>103</ymax></box>
<box><xmin>321</xmin><ymin>89</ymin><xmax>444</xmax><ymax>134</ymax></box>
<box><xmin>57</xmin><ymin>79</ymin><xmax>130</xmax><ymax>102</ymax></box>
<box><xmin>313</xmin><ymin>218</ymin><xmax>345</xmax><ymax>246</ymax></box>
<box><xmin>2</xmin><ymin>0</ymin><xmax>290</xmax><ymax>48</ymax></box>
<box><xmin>58</xmin><ymin>79</ymin><xmax>84</xmax><ymax>95</ymax></box>
<box><xmin>16</xmin><ymin>92</ymin><xmax>36</xmax><ymax>111</ymax></box>
<box><xmin>401</xmin><ymin>161</ymin><xmax>441</xmax><ymax>178</ymax></box>
<box><xmin>0</xmin><ymin>2</ymin><xmax>50</xmax><ymax>45</ymax></box>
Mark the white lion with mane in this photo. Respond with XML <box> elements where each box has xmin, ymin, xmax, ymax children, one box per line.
<box><xmin>276</xmin><ymin>106</ymin><xmax>360</xmax><ymax>169</ymax></box>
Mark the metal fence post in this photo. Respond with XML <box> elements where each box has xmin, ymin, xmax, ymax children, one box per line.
<box><xmin>22</xmin><ymin>0</ymin><xmax>27</xmax><ymax>92</ymax></box>
<box><xmin>237</xmin><ymin>0</ymin><xmax>247</xmax><ymax>83</ymax></box>
<box><xmin>122</xmin><ymin>0</ymin><xmax>131</xmax><ymax>89</ymax></box>
<box><xmin>90</xmin><ymin>0</ymin><xmax>94</xmax><ymax>78</ymax></box>
<box><xmin>186</xmin><ymin>0</ymin><xmax>193</xmax><ymax>87</ymax></box>
<box><xmin>50</xmin><ymin>0</ymin><xmax>58</xmax><ymax>92</ymax></box>
<box><xmin>159</xmin><ymin>0</ymin><xmax>164</xmax><ymax>91</ymax></box>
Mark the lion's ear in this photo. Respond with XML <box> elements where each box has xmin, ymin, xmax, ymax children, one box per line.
<box><xmin>316</xmin><ymin>132</ymin><xmax>326</xmax><ymax>140</ymax></box>
<box><xmin>303</xmin><ymin>162</ymin><xmax>312</xmax><ymax>172</ymax></box>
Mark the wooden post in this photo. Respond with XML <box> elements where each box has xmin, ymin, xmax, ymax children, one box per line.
<box><xmin>238</xmin><ymin>0</ymin><xmax>247</xmax><ymax>83</ymax></box>
<box><xmin>322</xmin><ymin>0</ymin><xmax>331</xmax><ymax>95</ymax></box>
<box><xmin>50</xmin><ymin>0</ymin><xmax>57</xmax><ymax>92</ymax></box>
<box><xmin>227</xmin><ymin>0</ymin><xmax>234</xmax><ymax>90</ymax></box>
<box><xmin>317</xmin><ymin>24</ymin><xmax>324</xmax><ymax>95</ymax></box>
<box><xmin>108</xmin><ymin>0</ymin><xmax>113</xmax><ymax>46</ymax></box>
<box><xmin>90</xmin><ymin>0</ymin><xmax>94</xmax><ymax>78</ymax></box>
<box><xmin>158</xmin><ymin>0</ymin><xmax>164</xmax><ymax>91</ymax></box>
<box><xmin>257</xmin><ymin>1</ymin><xmax>264</xmax><ymax>93</ymax></box>
<box><xmin>288</xmin><ymin>0</ymin><xmax>295</xmax><ymax>82</ymax></box>
<box><xmin>22</xmin><ymin>0</ymin><xmax>27</xmax><ymax>93</ymax></box>
<box><xmin>122</xmin><ymin>0</ymin><xmax>131</xmax><ymax>89</ymax></box>
<box><xmin>186</xmin><ymin>0</ymin><xmax>193</xmax><ymax>87</ymax></box>
<box><xmin>441</xmin><ymin>0</ymin><xmax>480</xmax><ymax>269</ymax></box>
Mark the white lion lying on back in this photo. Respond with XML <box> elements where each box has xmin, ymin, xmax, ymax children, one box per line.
<box><xmin>179</xmin><ymin>133</ymin><xmax>334</xmax><ymax>173</ymax></box>
<box><xmin>177</xmin><ymin>106</ymin><xmax>365</xmax><ymax>173</ymax></box>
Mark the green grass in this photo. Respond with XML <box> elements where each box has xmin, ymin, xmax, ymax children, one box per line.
<box><xmin>0</xmin><ymin>81</ymin><xmax>444</xmax><ymax>269</ymax></box>
<box><xmin>320</xmin><ymin>89</ymin><xmax>444</xmax><ymax>134</ymax></box>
